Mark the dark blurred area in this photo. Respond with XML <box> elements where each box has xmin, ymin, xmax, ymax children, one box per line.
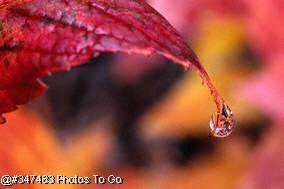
<box><xmin>42</xmin><ymin>53</ymin><xmax>185</xmax><ymax>166</ymax></box>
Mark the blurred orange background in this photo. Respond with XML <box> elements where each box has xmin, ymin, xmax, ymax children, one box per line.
<box><xmin>1</xmin><ymin>0</ymin><xmax>283</xmax><ymax>188</ymax></box>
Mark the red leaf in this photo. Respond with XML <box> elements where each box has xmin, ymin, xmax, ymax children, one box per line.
<box><xmin>0</xmin><ymin>0</ymin><xmax>228</xmax><ymax>131</ymax></box>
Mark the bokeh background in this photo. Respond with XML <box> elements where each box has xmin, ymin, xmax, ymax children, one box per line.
<box><xmin>1</xmin><ymin>0</ymin><xmax>283</xmax><ymax>188</ymax></box>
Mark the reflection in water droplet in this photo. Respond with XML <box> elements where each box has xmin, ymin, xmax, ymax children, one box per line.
<box><xmin>210</xmin><ymin>103</ymin><xmax>234</xmax><ymax>138</ymax></box>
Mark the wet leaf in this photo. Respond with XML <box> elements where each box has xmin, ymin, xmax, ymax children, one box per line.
<box><xmin>140</xmin><ymin>18</ymin><xmax>260</xmax><ymax>138</ymax></box>
<box><xmin>0</xmin><ymin>0</ymin><xmax>226</xmax><ymax>127</ymax></box>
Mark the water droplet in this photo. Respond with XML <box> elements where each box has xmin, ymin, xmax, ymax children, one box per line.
<box><xmin>210</xmin><ymin>103</ymin><xmax>234</xmax><ymax>138</ymax></box>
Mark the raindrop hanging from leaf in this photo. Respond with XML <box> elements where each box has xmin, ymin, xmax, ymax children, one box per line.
<box><xmin>210</xmin><ymin>103</ymin><xmax>234</xmax><ymax>137</ymax></box>
<box><xmin>0</xmin><ymin>0</ymin><xmax>234</xmax><ymax>137</ymax></box>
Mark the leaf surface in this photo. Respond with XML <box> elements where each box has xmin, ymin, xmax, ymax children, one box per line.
<box><xmin>0</xmin><ymin>0</ymin><xmax>224</xmax><ymax>123</ymax></box>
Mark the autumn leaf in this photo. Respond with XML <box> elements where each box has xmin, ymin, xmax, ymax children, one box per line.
<box><xmin>0</xmin><ymin>0</ymin><xmax>229</xmax><ymax>136</ymax></box>
<box><xmin>140</xmin><ymin>17</ymin><xmax>261</xmax><ymax>138</ymax></box>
